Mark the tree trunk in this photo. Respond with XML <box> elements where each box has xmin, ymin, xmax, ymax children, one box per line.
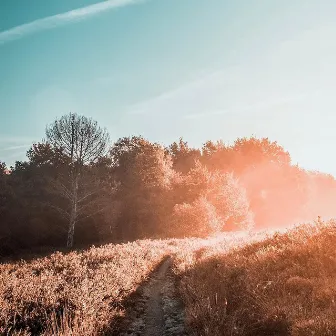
<box><xmin>67</xmin><ymin>175</ymin><xmax>78</xmax><ymax>248</ymax></box>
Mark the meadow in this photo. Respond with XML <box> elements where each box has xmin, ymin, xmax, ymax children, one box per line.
<box><xmin>174</xmin><ymin>219</ymin><xmax>336</xmax><ymax>336</ymax></box>
<box><xmin>0</xmin><ymin>220</ymin><xmax>334</xmax><ymax>335</ymax></box>
<box><xmin>0</xmin><ymin>239</ymin><xmax>175</xmax><ymax>335</ymax></box>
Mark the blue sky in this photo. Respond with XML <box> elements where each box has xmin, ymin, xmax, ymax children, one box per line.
<box><xmin>1</xmin><ymin>0</ymin><xmax>336</xmax><ymax>175</ymax></box>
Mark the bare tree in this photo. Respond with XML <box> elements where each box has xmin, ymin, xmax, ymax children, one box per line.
<box><xmin>46</xmin><ymin>113</ymin><xmax>110</xmax><ymax>247</ymax></box>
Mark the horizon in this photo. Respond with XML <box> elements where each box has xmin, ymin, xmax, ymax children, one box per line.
<box><xmin>1</xmin><ymin>0</ymin><xmax>336</xmax><ymax>176</ymax></box>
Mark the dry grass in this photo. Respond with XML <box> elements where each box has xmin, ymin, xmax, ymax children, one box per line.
<box><xmin>174</xmin><ymin>220</ymin><xmax>336</xmax><ymax>335</ymax></box>
<box><xmin>0</xmin><ymin>239</ymin><xmax>175</xmax><ymax>335</ymax></box>
<box><xmin>0</xmin><ymin>235</ymin><xmax>241</xmax><ymax>335</ymax></box>
<box><xmin>2</xmin><ymin>221</ymin><xmax>334</xmax><ymax>335</ymax></box>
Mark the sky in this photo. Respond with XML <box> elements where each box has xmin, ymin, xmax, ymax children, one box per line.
<box><xmin>1</xmin><ymin>0</ymin><xmax>336</xmax><ymax>175</ymax></box>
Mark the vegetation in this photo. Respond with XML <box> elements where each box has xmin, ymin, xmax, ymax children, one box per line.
<box><xmin>0</xmin><ymin>233</ymin><xmax>253</xmax><ymax>335</ymax></box>
<box><xmin>2</xmin><ymin>113</ymin><xmax>336</xmax><ymax>255</ymax></box>
<box><xmin>0</xmin><ymin>239</ymin><xmax>172</xmax><ymax>335</ymax></box>
<box><xmin>174</xmin><ymin>220</ymin><xmax>336</xmax><ymax>336</ymax></box>
<box><xmin>1</xmin><ymin>112</ymin><xmax>336</xmax><ymax>334</ymax></box>
<box><xmin>45</xmin><ymin>113</ymin><xmax>110</xmax><ymax>247</ymax></box>
<box><xmin>1</xmin><ymin>221</ymin><xmax>334</xmax><ymax>335</ymax></box>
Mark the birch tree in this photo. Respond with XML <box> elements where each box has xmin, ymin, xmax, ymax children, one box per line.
<box><xmin>46</xmin><ymin>113</ymin><xmax>110</xmax><ymax>247</ymax></box>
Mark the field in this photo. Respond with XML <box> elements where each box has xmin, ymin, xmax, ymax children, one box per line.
<box><xmin>0</xmin><ymin>239</ymin><xmax>175</xmax><ymax>335</ymax></box>
<box><xmin>175</xmin><ymin>220</ymin><xmax>336</xmax><ymax>336</ymax></box>
<box><xmin>0</xmin><ymin>221</ymin><xmax>335</xmax><ymax>335</ymax></box>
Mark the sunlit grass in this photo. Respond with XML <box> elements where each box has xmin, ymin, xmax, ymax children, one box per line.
<box><xmin>174</xmin><ymin>219</ymin><xmax>336</xmax><ymax>336</ymax></box>
<box><xmin>0</xmin><ymin>235</ymin><xmax>239</xmax><ymax>335</ymax></box>
<box><xmin>0</xmin><ymin>240</ymin><xmax>174</xmax><ymax>335</ymax></box>
<box><xmin>1</xmin><ymin>220</ymin><xmax>334</xmax><ymax>335</ymax></box>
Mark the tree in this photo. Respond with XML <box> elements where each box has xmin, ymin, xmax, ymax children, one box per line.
<box><xmin>232</xmin><ymin>137</ymin><xmax>291</xmax><ymax>172</ymax></box>
<box><xmin>171</xmin><ymin>162</ymin><xmax>254</xmax><ymax>237</ymax></box>
<box><xmin>167</xmin><ymin>137</ymin><xmax>201</xmax><ymax>174</ymax></box>
<box><xmin>201</xmin><ymin>140</ymin><xmax>234</xmax><ymax>172</ymax></box>
<box><xmin>0</xmin><ymin>161</ymin><xmax>7</xmax><ymax>176</ymax></box>
<box><xmin>46</xmin><ymin>113</ymin><xmax>110</xmax><ymax>247</ymax></box>
<box><xmin>171</xmin><ymin>196</ymin><xmax>219</xmax><ymax>238</ymax></box>
<box><xmin>0</xmin><ymin>162</ymin><xmax>9</xmax><ymax>216</ymax></box>
<box><xmin>205</xmin><ymin>171</ymin><xmax>254</xmax><ymax>231</ymax></box>
<box><xmin>110</xmin><ymin>136</ymin><xmax>174</xmax><ymax>240</ymax></box>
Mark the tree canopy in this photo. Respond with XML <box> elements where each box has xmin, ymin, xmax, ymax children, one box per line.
<box><xmin>1</xmin><ymin>114</ymin><xmax>336</xmax><ymax>255</ymax></box>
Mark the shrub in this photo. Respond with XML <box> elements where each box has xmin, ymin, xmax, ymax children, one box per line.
<box><xmin>171</xmin><ymin>196</ymin><xmax>220</xmax><ymax>238</ymax></box>
<box><xmin>206</xmin><ymin>171</ymin><xmax>255</xmax><ymax>231</ymax></box>
<box><xmin>171</xmin><ymin>168</ymin><xmax>254</xmax><ymax>237</ymax></box>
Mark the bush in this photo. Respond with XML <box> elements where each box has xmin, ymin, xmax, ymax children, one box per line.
<box><xmin>206</xmin><ymin>172</ymin><xmax>255</xmax><ymax>231</ymax></box>
<box><xmin>171</xmin><ymin>196</ymin><xmax>220</xmax><ymax>238</ymax></box>
<box><xmin>170</xmin><ymin>170</ymin><xmax>254</xmax><ymax>237</ymax></box>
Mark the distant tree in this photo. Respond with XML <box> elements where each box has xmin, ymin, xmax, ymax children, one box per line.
<box><xmin>171</xmin><ymin>160</ymin><xmax>209</xmax><ymax>205</ymax></box>
<box><xmin>232</xmin><ymin>137</ymin><xmax>291</xmax><ymax>172</ymax></box>
<box><xmin>205</xmin><ymin>171</ymin><xmax>254</xmax><ymax>231</ymax></box>
<box><xmin>167</xmin><ymin>137</ymin><xmax>201</xmax><ymax>174</ymax></box>
<box><xmin>45</xmin><ymin>113</ymin><xmax>110</xmax><ymax>247</ymax></box>
<box><xmin>0</xmin><ymin>157</ymin><xmax>65</xmax><ymax>253</ymax></box>
<box><xmin>171</xmin><ymin>162</ymin><xmax>254</xmax><ymax>237</ymax></box>
<box><xmin>0</xmin><ymin>161</ymin><xmax>9</xmax><ymax>219</ymax></box>
<box><xmin>171</xmin><ymin>196</ymin><xmax>219</xmax><ymax>238</ymax></box>
<box><xmin>0</xmin><ymin>161</ymin><xmax>7</xmax><ymax>175</ymax></box>
<box><xmin>0</xmin><ymin>161</ymin><xmax>16</xmax><ymax>254</ymax></box>
<box><xmin>201</xmin><ymin>140</ymin><xmax>234</xmax><ymax>172</ymax></box>
<box><xmin>110</xmin><ymin>136</ymin><xmax>174</xmax><ymax>239</ymax></box>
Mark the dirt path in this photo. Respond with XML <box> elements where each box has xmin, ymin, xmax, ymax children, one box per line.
<box><xmin>121</xmin><ymin>256</ymin><xmax>187</xmax><ymax>336</ymax></box>
<box><xmin>143</xmin><ymin>257</ymin><xmax>171</xmax><ymax>336</ymax></box>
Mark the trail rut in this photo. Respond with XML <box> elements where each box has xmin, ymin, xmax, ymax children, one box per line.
<box><xmin>121</xmin><ymin>256</ymin><xmax>187</xmax><ymax>336</ymax></box>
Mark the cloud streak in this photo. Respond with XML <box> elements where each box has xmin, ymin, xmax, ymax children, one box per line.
<box><xmin>126</xmin><ymin>66</ymin><xmax>321</xmax><ymax>120</ymax></box>
<box><xmin>0</xmin><ymin>0</ymin><xmax>147</xmax><ymax>45</ymax></box>
<box><xmin>0</xmin><ymin>144</ymin><xmax>30</xmax><ymax>152</ymax></box>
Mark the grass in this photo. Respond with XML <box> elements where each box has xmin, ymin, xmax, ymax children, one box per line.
<box><xmin>1</xmin><ymin>221</ymin><xmax>334</xmax><ymax>335</ymax></box>
<box><xmin>174</xmin><ymin>220</ymin><xmax>336</xmax><ymax>336</ymax></box>
<box><xmin>0</xmin><ymin>234</ymin><xmax>241</xmax><ymax>335</ymax></box>
<box><xmin>0</xmin><ymin>239</ymin><xmax>175</xmax><ymax>335</ymax></box>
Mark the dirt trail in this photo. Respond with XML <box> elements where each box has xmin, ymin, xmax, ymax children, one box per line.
<box><xmin>121</xmin><ymin>256</ymin><xmax>186</xmax><ymax>336</ymax></box>
<box><xmin>143</xmin><ymin>257</ymin><xmax>171</xmax><ymax>336</ymax></box>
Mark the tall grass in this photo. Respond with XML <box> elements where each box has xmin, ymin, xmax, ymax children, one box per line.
<box><xmin>174</xmin><ymin>220</ymin><xmax>336</xmax><ymax>335</ymax></box>
<box><xmin>2</xmin><ymin>221</ymin><xmax>333</xmax><ymax>335</ymax></box>
<box><xmin>0</xmin><ymin>235</ymin><xmax>238</xmax><ymax>335</ymax></box>
<box><xmin>0</xmin><ymin>239</ymin><xmax>174</xmax><ymax>335</ymax></box>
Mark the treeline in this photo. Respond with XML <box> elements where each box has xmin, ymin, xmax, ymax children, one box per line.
<box><xmin>1</xmin><ymin>113</ymin><xmax>336</xmax><ymax>255</ymax></box>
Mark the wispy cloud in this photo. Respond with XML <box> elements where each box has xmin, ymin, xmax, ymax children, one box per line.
<box><xmin>0</xmin><ymin>0</ymin><xmax>147</xmax><ymax>45</ymax></box>
<box><xmin>182</xmin><ymin>90</ymin><xmax>318</xmax><ymax>120</ymax></box>
<box><xmin>126</xmin><ymin>66</ymin><xmax>321</xmax><ymax>120</ymax></box>
<box><xmin>126</xmin><ymin>68</ymin><xmax>237</xmax><ymax>116</ymax></box>
<box><xmin>0</xmin><ymin>144</ymin><xmax>31</xmax><ymax>152</ymax></box>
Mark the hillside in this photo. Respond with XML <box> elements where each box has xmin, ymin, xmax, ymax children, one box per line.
<box><xmin>1</xmin><ymin>220</ymin><xmax>335</xmax><ymax>335</ymax></box>
<box><xmin>175</xmin><ymin>220</ymin><xmax>336</xmax><ymax>336</ymax></box>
